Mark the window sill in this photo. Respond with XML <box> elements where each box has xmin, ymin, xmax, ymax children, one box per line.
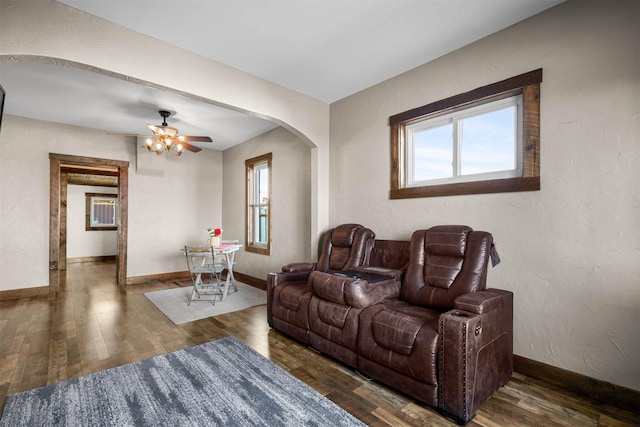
<box><xmin>246</xmin><ymin>245</ymin><xmax>270</xmax><ymax>255</ymax></box>
<box><xmin>390</xmin><ymin>176</ymin><xmax>540</xmax><ymax>199</ymax></box>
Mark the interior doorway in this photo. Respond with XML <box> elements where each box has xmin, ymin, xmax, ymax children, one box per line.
<box><xmin>49</xmin><ymin>153</ymin><xmax>129</xmax><ymax>293</ymax></box>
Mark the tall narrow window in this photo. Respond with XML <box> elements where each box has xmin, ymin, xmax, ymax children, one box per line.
<box><xmin>246</xmin><ymin>153</ymin><xmax>272</xmax><ymax>255</ymax></box>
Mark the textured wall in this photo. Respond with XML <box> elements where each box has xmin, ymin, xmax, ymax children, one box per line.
<box><xmin>222</xmin><ymin>127</ymin><xmax>311</xmax><ymax>280</ymax></box>
<box><xmin>329</xmin><ymin>1</ymin><xmax>639</xmax><ymax>390</ymax></box>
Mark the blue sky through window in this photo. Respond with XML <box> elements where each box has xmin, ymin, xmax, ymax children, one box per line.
<box><xmin>460</xmin><ymin>106</ymin><xmax>516</xmax><ymax>175</ymax></box>
<box><xmin>412</xmin><ymin>102</ymin><xmax>517</xmax><ymax>183</ymax></box>
<box><xmin>414</xmin><ymin>123</ymin><xmax>453</xmax><ymax>181</ymax></box>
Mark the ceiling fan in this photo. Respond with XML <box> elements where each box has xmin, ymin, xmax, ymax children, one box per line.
<box><xmin>144</xmin><ymin>110</ymin><xmax>213</xmax><ymax>156</ymax></box>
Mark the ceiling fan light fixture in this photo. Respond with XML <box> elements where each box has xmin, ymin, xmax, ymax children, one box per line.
<box><xmin>143</xmin><ymin>110</ymin><xmax>209</xmax><ymax>156</ymax></box>
<box><xmin>164</xmin><ymin>126</ymin><xmax>178</xmax><ymax>138</ymax></box>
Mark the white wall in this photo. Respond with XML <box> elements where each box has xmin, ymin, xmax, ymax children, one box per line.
<box><xmin>222</xmin><ymin>127</ymin><xmax>311</xmax><ymax>280</ymax></box>
<box><xmin>67</xmin><ymin>185</ymin><xmax>118</xmax><ymax>258</ymax></box>
<box><xmin>0</xmin><ymin>115</ymin><xmax>223</xmax><ymax>289</ymax></box>
<box><xmin>329</xmin><ymin>1</ymin><xmax>639</xmax><ymax>390</ymax></box>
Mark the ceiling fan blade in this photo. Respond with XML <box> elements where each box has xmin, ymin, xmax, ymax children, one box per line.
<box><xmin>181</xmin><ymin>136</ymin><xmax>213</xmax><ymax>143</ymax></box>
<box><xmin>180</xmin><ymin>142</ymin><xmax>202</xmax><ymax>153</ymax></box>
<box><xmin>147</xmin><ymin>124</ymin><xmax>162</xmax><ymax>135</ymax></box>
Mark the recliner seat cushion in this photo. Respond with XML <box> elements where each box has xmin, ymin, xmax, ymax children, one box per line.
<box><xmin>271</xmin><ymin>282</ymin><xmax>312</xmax><ymax>327</ymax></box>
<box><xmin>359</xmin><ymin>302</ymin><xmax>440</xmax><ymax>385</ymax></box>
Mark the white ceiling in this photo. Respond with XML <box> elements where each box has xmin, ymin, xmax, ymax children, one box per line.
<box><xmin>0</xmin><ymin>0</ymin><xmax>563</xmax><ymax>151</ymax></box>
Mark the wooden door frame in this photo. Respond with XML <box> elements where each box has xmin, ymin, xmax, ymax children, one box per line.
<box><xmin>49</xmin><ymin>153</ymin><xmax>129</xmax><ymax>292</ymax></box>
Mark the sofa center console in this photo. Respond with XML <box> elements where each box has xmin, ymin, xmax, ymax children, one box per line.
<box><xmin>333</xmin><ymin>270</ymin><xmax>391</xmax><ymax>283</ymax></box>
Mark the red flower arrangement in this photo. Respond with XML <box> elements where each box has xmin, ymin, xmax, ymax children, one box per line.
<box><xmin>207</xmin><ymin>227</ymin><xmax>223</xmax><ymax>237</ymax></box>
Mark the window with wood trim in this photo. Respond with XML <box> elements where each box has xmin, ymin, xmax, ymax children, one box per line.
<box><xmin>86</xmin><ymin>193</ymin><xmax>118</xmax><ymax>231</ymax></box>
<box><xmin>246</xmin><ymin>153</ymin><xmax>272</xmax><ymax>255</ymax></box>
<box><xmin>390</xmin><ymin>69</ymin><xmax>542</xmax><ymax>199</ymax></box>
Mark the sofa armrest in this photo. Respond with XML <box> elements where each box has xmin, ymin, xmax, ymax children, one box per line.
<box><xmin>282</xmin><ymin>262</ymin><xmax>316</xmax><ymax>273</ymax></box>
<box><xmin>268</xmin><ymin>270</ymin><xmax>313</xmax><ymax>290</ymax></box>
<box><xmin>453</xmin><ymin>288</ymin><xmax>511</xmax><ymax>314</ymax></box>
<box><xmin>438</xmin><ymin>289</ymin><xmax>513</xmax><ymax>424</ymax></box>
<box><xmin>267</xmin><ymin>270</ymin><xmax>315</xmax><ymax>327</ymax></box>
<box><xmin>309</xmin><ymin>270</ymin><xmax>400</xmax><ymax>308</ymax></box>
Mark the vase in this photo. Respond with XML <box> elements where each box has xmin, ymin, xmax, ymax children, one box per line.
<box><xmin>210</xmin><ymin>236</ymin><xmax>220</xmax><ymax>247</ymax></box>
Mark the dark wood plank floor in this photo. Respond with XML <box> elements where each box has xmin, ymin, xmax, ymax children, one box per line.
<box><xmin>0</xmin><ymin>261</ymin><xmax>637</xmax><ymax>426</ymax></box>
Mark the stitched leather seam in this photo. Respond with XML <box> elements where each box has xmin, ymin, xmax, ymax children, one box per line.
<box><xmin>461</xmin><ymin>322</ymin><xmax>467</xmax><ymax>419</ymax></box>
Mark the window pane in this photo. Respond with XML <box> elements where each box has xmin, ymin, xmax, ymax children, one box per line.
<box><xmin>459</xmin><ymin>106</ymin><xmax>516</xmax><ymax>175</ymax></box>
<box><xmin>251</xmin><ymin>162</ymin><xmax>269</xmax><ymax>246</ymax></box>
<box><xmin>413</xmin><ymin>123</ymin><xmax>453</xmax><ymax>181</ymax></box>
<box><xmin>258</xmin><ymin>206</ymin><xmax>268</xmax><ymax>243</ymax></box>
<box><xmin>86</xmin><ymin>193</ymin><xmax>118</xmax><ymax>231</ymax></box>
<box><xmin>258</xmin><ymin>166</ymin><xmax>269</xmax><ymax>202</ymax></box>
<box><xmin>93</xmin><ymin>202</ymin><xmax>113</xmax><ymax>225</ymax></box>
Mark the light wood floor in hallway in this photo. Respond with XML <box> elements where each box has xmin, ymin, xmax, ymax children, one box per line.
<box><xmin>1</xmin><ymin>261</ymin><xmax>637</xmax><ymax>426</ymax></box>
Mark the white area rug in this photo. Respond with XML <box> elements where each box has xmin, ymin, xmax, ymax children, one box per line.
<box><xmin>144</xmin><ymin>282</ymin><xmax>266</xmax><ymax>325</ymax></box>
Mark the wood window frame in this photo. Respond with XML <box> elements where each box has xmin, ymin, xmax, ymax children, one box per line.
<box><xmin>390</xmin><ymin>69</ymin><xmax>542</xmax><ymax>199</ymax></box>
<box><xmin>245</xmin><ymin>153</ymin><xmax>272</xmax><ymax>255</ymax></box>
<box><xmin>85</xmin><ymin>193</ymin><xmax>118</xmax><ymax>231</ymax></box>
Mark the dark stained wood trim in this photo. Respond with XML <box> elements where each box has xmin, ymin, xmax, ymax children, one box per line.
<box><xmin>49</xmin><ymin>158</ymin><xmax>61</xmax><ymax>295</ymax></box>
<box><xmin>51</xmin><ymin>153</ymin><xmax>129</xmax><ymax>169</ymax></box>
<box><xmin>60</xmin><ymin>173</ymin><xmax>68</xmax><ymax>271</ymax></box>
<box><xmin>389</xmin><ymin>69</ymin><xmax>543</xmax><ymax>125</ymax></box>
<box><xmin>49</xmin><ymin>153</ymin><xmax>130</xmax><ymax>290</ymax></box>
<box><xmin>61</xmin><ymin>167</ymin><xmax>119</xmax><ymax>177</ymax></box>
<box><xmin>390</xmin><ymin>123</ymin><xmax>402</xmax><ymax>191</ymax></box>
<box><xmin>522</xmin><ymin>83</ymin><xmax>541</xmax><ymax>178</ymax></box>
<box><xmin>67</xmin><ymin>255</ymin><xmax>116</xmax><ymax>264</ymax></box>
<box><xmin>233</xmin><ymin>271</ymin><xmax>267</xmax><ymax>291</ymax></box>
<box><xmin>0</xmin><ymin>286</ymin><xmax>49</xmax><ymax>301</ymax></box>
<box><xmin>117</xmin><ymin>165</ymin><xmax>128</xmax><ymax>286</ymax></box>
<box><xmin>390</xmin><ymin>177</ymin><xmax>540</xmax><ymax>199</ymax></box>
<box><xmin>514</xmin><ymin>355</ymin><xmax>639</xmax><ymax>413</ymax></box>
<box><xmin>67</xmin><ymin>173</ymin><xmax>118</xmax><ymax>187</ymax></box>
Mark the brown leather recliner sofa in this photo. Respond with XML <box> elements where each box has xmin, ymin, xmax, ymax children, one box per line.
<box><xmin>267</xmin><ymin>224</ymin><xmax>513</xmax><ymax>425</ymax></box>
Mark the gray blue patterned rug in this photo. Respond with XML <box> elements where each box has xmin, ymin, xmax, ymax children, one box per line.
<box><xmin>0</xmin><ymin>336</ymin><xmax>364</xmax><ymax>427</ymax></box>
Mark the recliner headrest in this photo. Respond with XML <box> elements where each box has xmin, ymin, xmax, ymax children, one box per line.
<box><xmin>424</xmin><ymin>225</ymin><xmax>472</xmax><ymax>257</ymax></box>
<box><xmin>331</xmin><ymin>224</ymin><xmax>364</xmax><ymax>247</ymax></box>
